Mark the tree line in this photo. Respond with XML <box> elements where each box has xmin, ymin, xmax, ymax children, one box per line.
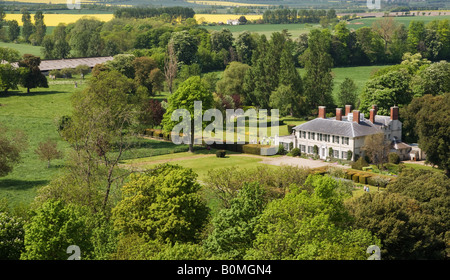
<box><xmin>113</xmin><ymin>6</ymin><xmax>195</xmax><ymax>20</ymax></box>
<box><xmin>262</xmin><ymin>8</ymin><xmax>337</xmax><ymax>24</ymax></box>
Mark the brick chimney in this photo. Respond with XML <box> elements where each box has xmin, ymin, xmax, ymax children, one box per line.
<box><xmin>345</xmin><ymin>105</ymin><xmax>352</xmax><ymax>116</ymax></box>
<box><xmin>369</xmin><ymin>108</ymin><xmax>376</xmax><ymax>123</ymax></box>
<box><xmin>318</xmin><ymin>106</ymin><xmax>326</xmax><ymax>119</ymax></box>
<box><xmin>353</xmin><ymin>110</ymin><xmax>360</xmax><ymax>124</ymax></box>
<box><xmin>336</xmin><ymin>108</ymin><xmax>343</xmax><ymax>121</ymax></box>
<box><xmin>372</xmin><ymin>104</ymin><xmax>378</xmax><ymax>115</ymax></box>
<box><xmin>390</xmin><ymin>106</ymin><xmax>399</xmax><ymax>120</ymax></box>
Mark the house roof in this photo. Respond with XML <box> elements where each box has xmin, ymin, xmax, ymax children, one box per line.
<box><xmin>293</xmin><ymin>116</ymin><xmax>388</xmax><ymax>138</ymax></box>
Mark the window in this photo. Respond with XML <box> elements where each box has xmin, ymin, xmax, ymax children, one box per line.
<box><xmin>319</xmin><ymin>133</ymin><xmax>323</xmax><ymax>141</ymax></box>
<box><xmin>302</xmin><ymin>131</ymin><xmax>306</xmax><ymax>138</ymax></box>
<box><xmin>312</xmin><ymin>133</ymin><xmax>315</xmax><ymax>140</ymax></box>
<box><xmin>334</xmin><ymin>150</ymin><xmax>339</xmax><ymax>158</ymax></box>
<box><xmin>301</xmin><ymin>145</ymin><xmax>305</xmax><ymax>152</ymax></box>
<box><xmin>342</xmin><ymin>151</ymin><xmax>347</xmax><ymax>159</ymax></box>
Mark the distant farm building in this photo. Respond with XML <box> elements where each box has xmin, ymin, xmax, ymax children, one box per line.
<box><xmin>38</xmin><ymin>56</ymin><xmax>114</xmax><ymax>74</ymax></box>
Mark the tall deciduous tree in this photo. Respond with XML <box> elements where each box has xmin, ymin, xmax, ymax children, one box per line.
<box><xmin>361</xmin><ymin>133</ymin><xmax>391</xmax><ymax>169</ymax></box>
<box><xmin>162</xmin><ymin>76</ymin><xmax>213</xmax><ymax>152</ymax></box>
<box><xmin>33</xmin><ymin>11</ymin><xmax>46</xmax><ymax>45</ymax></box>
<box><xmin>164</xmin><ymin>42</ymin><xmax>177</xmax><ymax>94</ymax></box>
<box><xmin>21</xmin><ymin>9</ymin><xmax>34</xmax><ymax>43</ymax></box>
<box><xmin>300</xmin><ymin>28</ymin><xmax>334</xmax><ymax>110</ymax></box>
<box><xmin>132</xmin><ymin>56</ymin><xmax>164</xmax><ymax>95</ymax></box>
<box><xmin>7</xmin><ymin>20</ymin><xmax>20</xmax><ymax>42</ymax></box>
<box><xmin>61</xmin><ymin>70</ymin><xmax>142</xmax><ymax>211</ymax></box>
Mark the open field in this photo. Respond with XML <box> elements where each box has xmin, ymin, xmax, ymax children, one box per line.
<box><xmin>347</xmin><ymin>15</ymin><xmax>450</xmax><ymax>29</ymax></box>
<box><xmin>187</xmin><ymin>0</ymin><xmax>270</xmax><ymax>7</ymax></box>
<box><xmin>4</xmin><ymin>13</ymin><xmax>114</xmax><ymax>26</ymax></box>
<box><xmin>0</xmin><ymin>41</ymin><xmax>42</xmax><ymax>56</ymax></box>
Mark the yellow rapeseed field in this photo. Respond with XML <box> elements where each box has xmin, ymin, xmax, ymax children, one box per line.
<box><xmin>4</xmin><ymin>12</ymin><xmax>261</xmax><ymax>26</ymax></box>
<box><xmin>195</xmin><ymin>14</ymin><xmax>262</xmax><ymax>23</ymax></box>
<box><xmin>187</xmin><ymin>0</ymin><xmax>270</xmax><ymax>7</ymax></box>
<box><xmin>4</xmin><ymin>13</ymin><xmax>114</xmax><ymax>26</ymax></box>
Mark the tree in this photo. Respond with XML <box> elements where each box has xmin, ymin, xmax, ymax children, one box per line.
<box><xmin>162</xmin><ymin>76</ymin><xmax>213</xmax><ymax>153</ymax></box>
<box><xmin>216</xmin><ymin>61</ymin><xmax>250</xmax><ymax>99</ymax></box>
<box><xmin>164</xmin><ymin>42</ymin><xmax>177</xmax><ymax>94</ymax></box>
<box><xmin>372</xmin><ymin>17</ymin><xmax>400</xmax><ymax>53</ymax></box>
<box><xmin>139</xmin><ymin>99</ymin><xmax>165</xmax><ymax>128</ymax></box>
<box><xmin>359</xmin><ymin>68</ymin><xmax>412</xmax><ymax>115</ymax></box>
<box><xmin>300</xmin><ymin>28</ymin><xmax>334</xmax><ymax>110</ymax></box>
<box><xmin>33</xmin><ymin>11</ymin><xmax>46</xmax><ymax>45</ymax></box>
<box><xmin>68</xmin><ymin>18</ymin><xmax>104</xmax><ymax>57</ymax></box>
<box><xmin>132</xmin><ymin>56</ymin><xmax>164</xmax><ymax>95</ymax></box>
<box><xmin>21</xmin><ymin>9</ymin><xmax>34</xmax><ymax>43</ymax></box>
<box><xmin>0</xmin><ymin>63</ymin><xmax>20</xmax><ymax>93</ymax></box>
<box><xmin>60</xmin><ymin>70</ymin><xmax>142</xmax><ymax>210</ymax></box>
<box><xmin>234</xmin><ymin>31</ymin><xmax>257</xmax><ymax>65</ymax></box>
<box><xmin>346</xmin><ymin>173</ymin><xmax>448</xmax><ymax>260</ymax></box>
<box><xmin>407</xmin><ymin>21</ymin><xmax>426</xmax><ymax>55</ymax></box>
<box><xmin>17</xmin><ymin>54</ymin><xmax>48</xmax><ymax>93</ymax></box>
<box><xmin>168</xmin><ymin>30</ymin><xmax>198</xmax><ymax>65</ymax></box>
<box><xmin>52</xmin><ymin>24</ymin><xmax>71</xmax><ymax>59</ymax></box>
<box><xmin>272</xmin><ymin>47</ymin><xmax>304</xmax><ymax>116</ymax></box>
<box><xmin>412</xmin><ymin>94</ymin><xmax>450</xmax><ymax>176</ymax></box>
<box><xmin>21</xmin><ymin>200</ymin><xmax>94</xmax><ymax>260</ymax></box>
<box><xmin>246</xmin><ymin>175</ymin><xmax>379</xmax><ymax>260</ymax></box>
<box><xmin>7</xmin><ymin>20</ymin><xmax>20</xmax><ymax>42</ymax></box>
<box><xmin>361</xmin><ymin>133</ymin><xmax>391</xmax><ymax>169</ymax></box>
<box><xmin>204</xmin><ymin>182</ymin><xmax>266</xmax><ymax>259</ymax></box>
<box><xmin>336</xmin><ymin>77</ymin><xmax>358</xmax><ymax>107</ymax></box>
<box><xmin>35</xmin><ymin>139</ymin><xmax>63</xmax><ymax>168</ymax></box>
<box><xmin>0</xmin><ymin>125</ymin><xmax>27</xmax><ymax>177</ymax></box>
<box><xmin>112</xmin><ymin>164</ymin><xmax>209</xmax><ymax>244</ymax></box>
<box><xmin>411</xmin><ymin>61</ymin><xmax>450</xmax><ymax>97</ymax></box>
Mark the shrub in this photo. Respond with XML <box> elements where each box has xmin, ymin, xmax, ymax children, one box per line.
<box><xmin>216</xmin><ymin>150</ymin><xmax>226</xmax><ymax>158</ymax></box>
<box><xmin>60</xmin><ymin>68</ymin><xmax>74</xmax><ymax>78</ymax></box>
<box><xmin>242</xmin><ymin>144</ymin><xmax>261</xmax><ymax>155</ymax></box>
<box><xmin>49</xmin><ymin>69</ymin><xmax>62</xmax><ymax>78</ymax></box>
<box><xmin>347</xmin><ymin>150</ymin><xmax>353</xmax><ymax>161</ymax></box>
<box><xmin>351</xmin><ymin>156</ymin><xmax>369</xmax><ymax>170</ymax></box>
<box><xmin>277</xmin><ymin>144</ymin><xmax>286</xmax><ymax>155</ymax></box>
<box><xmin>291</xmin><ymin>148</ymin><xmax>301</xmax><ymax>157</ymax></box>
<box><xmin>388</xmin><ymin>152</ymin><xmax>400</xmax><ymax>164</ymax></box>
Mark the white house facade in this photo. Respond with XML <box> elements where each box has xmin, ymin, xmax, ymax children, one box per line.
<box><xmin>276</xmin><ymin>105</ymin><xmax>410</xmax><ymax>161</ymax></box>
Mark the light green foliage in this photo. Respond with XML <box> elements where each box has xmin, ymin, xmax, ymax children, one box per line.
<box><xmin>204</xmin><ymin>182</ymin><xmax>266</xmax><ymax>259</ymax></box>
<box><xmin>112</xmin><ymin>164</ymin><xmax>209</xmax><ymax>244</ymax></box>
<box><xmin>162</xmin><ymin>76</ymin><xmax>213</xmax><ymax>152</ymax></box>
<box><xmin>246</xmin><ymin>175</ymin><xmax>379</xmax><ymax>260</ymax></box>
<box><xmin>216</xmin><ymin>61</ymin><xmax>250</xmax><ymax>97</ymax></box>
<box><xmin>359</xmin><ymin>68</ymin><xmax>412</xmax><ymax>115</ymax></box>
<box><xmin>0</xmin><ymin>211</ymin><xmax>25</xmax><ymax>260</ymax></box>
<box><xmin>411</xmin><ymin>60</ymin><xmax>450</xmax><ymax>96</ymax></box>
<box><xmin>21</xmin><ymin>200</ymin><xmax>93</xmax><ymax>260</ymax></box>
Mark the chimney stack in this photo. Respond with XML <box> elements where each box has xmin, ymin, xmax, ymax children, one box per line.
<box><xmin>390</xmin><ymin>106</ymin><xmax>399</xmax><ymax>120</ymax></box>
<box><xmin>372</xmin><ymin>104</ymin><xmax>378</xmax><ymax>115</ymax></box>
<box><xmin>353</xmin><ymin>110</ymin><xmax>360</xmax><ymax>124</ymax></box>
<box><xmin>370</xmin><ymin>109</ymin><xmax>376</xmax><ymax>123</ymax></box>
<box><xmin>336</xmin><ymin>108</ymin><xmax>343</xmax><ymax>121</ymax></box>
<box><xmin>318</xmin><ymin>106</ymin><xmax>326</xmax><ymax>119</ymax></box>
<box><xmin>345</xmin><ymin>105</ymin><xmax>352</xmax><ymax>116</ymax></box>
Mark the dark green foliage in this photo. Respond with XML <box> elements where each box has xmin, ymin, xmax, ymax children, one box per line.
<box><xmin>291</xmin><ymin>147</ymin><xmax>301</xmax><ymax>157</ymax></box>
<box><xmin>216</xmin><ymin>150</ymin><xmax>226</xmax><ymax>158</ymax></box>
<box><xmin>351</xmin><ymin>156</ymin><xmax>369</xmax><ymax>170</ymax></box>
<box><xmin>388</xmin><ymin>152</ymin><xmax>400</xmax><ymax>164</ymax></box>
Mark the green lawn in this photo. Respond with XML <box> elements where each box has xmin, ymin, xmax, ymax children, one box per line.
<box><xmin>0</xmin><ymin>41</ymin><xmax>43</xmax><ymax>57</ymax></box>
<box><xmin>123</xmin><ymin>151</ymin><xmax>270</xmax><ymax>181</ymax></box>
